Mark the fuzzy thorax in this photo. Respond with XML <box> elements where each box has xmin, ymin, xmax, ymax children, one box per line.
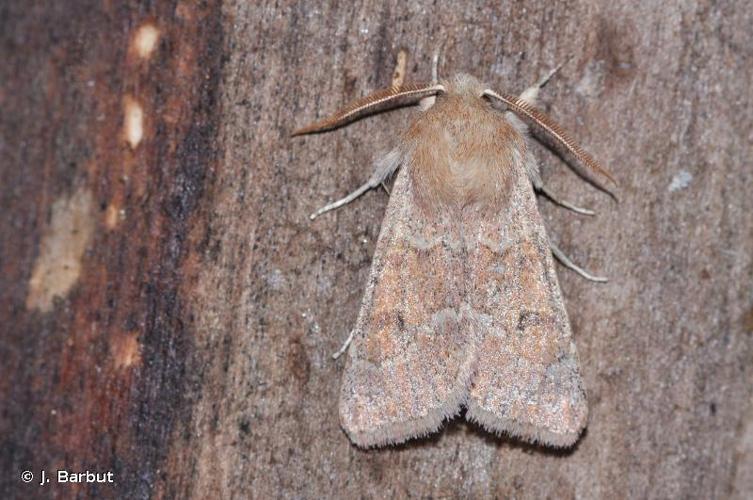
<box><xmin>404</xmin><ymin>73</ymin><xmax>526</xmax><ymax>213</ymax></box>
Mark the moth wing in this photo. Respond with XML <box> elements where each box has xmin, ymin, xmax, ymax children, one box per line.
<box><xmin>339</xmin><ymin>164</ymin><xmax>474</xmax><ymax>448</ymax></box>
<box><xmin>464</xmin><ymin>169</ymin><xmax>588</xmax><ymax>447</ymax></box>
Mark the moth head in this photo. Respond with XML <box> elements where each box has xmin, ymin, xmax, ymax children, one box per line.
<box><xmin>292</xmin><ymin>69</ymin><xmax>616</xmax><ymax>192</ymax></box>
<box><xmin>439</xmin><ymin>73</ymin><xmax>487</xmax><ymax>101</ymax></box>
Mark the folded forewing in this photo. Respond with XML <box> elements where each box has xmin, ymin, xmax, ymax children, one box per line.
<box><xmin>463</xmin><ymin>170</ymin><xmax>588</xmax><ymax>447</ymax></box>
<box><xmin>339</xmin><ymin>166</ymin><xmax>475</xmax><ymax>448</ymax></box>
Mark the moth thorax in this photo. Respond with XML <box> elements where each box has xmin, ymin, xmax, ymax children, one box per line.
<box><xmin>407</xmin><ymin>96</ymin><xmax>525</xmax><ymax>213</ymax></box>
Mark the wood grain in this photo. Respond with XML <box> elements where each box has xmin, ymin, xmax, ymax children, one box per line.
<box><xmin>1</xmin><ymin>1</ymin><xmax>752</xmax><ymax>498</ymax></box>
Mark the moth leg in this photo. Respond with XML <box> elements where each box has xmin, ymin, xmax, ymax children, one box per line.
<box><xmin>550</xmin><ymin>240</ymin><xmax>608</xmax><ymax>283</ymax></box>
<box><xmin>523</xmin><ymin>138</ymin><xmax>594</xmax><ymax>216</ymax></box>
<box><xmin>431</xmin><ymin>47</ymin><xmax>440</xmax><ymax>82</ymax></box>
<box><xmin>536</xmin><ymin>182</ymin><xmax>595</xmax><ymax>216</ymax></box>
<box><xmin>419</xmin><ymin>45</ymin><xmax>443</xmax><ymax>111</ymax></box>
<box><xmin>310</xmin><ymin>149</ymin><xmax>401</xmax><ymax>220</ymax></box>
<box><xmin>519</xmin><ymin>58</ymin><xmax>571</xmax><ymax>106</ymax></box>
<box><xmin>513</xmin><ymin>59</ymin><xmax>596</xmax><ymax>216</ymax></box>
<box><xmin>332</xmin><ymin>329</ymin><xmax>355</xmax><ymax>360</ymax></box>
<box><xmin>505</xmin><ymin>59</ymin><xmax>569</xmax><ymax>133</ymax></box>
<box><xmin>310</xmin><ymin>181</ymin><xmax>375</xmax><ymax>220</ymax></box>
<box><xmin>506</xmin><ymin>61</ymin><xmax>567</xmax><ymax>185</ymax></box>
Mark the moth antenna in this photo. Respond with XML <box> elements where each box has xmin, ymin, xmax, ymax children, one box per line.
<box><xmin>483</xmin><ymin>89</ymin><xmax>617</xmax><ymax>188</ymax></box>
<box><xmin>292</xmin><ymin>83</ymin><xmax>444</xmax><ymax>136</ymax></box>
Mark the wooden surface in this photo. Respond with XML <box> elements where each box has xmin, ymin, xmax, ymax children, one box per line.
<box><xmin>2</xmin><ymin>1</ymin><xmax>752</xmax><ymax>498</ymax></box>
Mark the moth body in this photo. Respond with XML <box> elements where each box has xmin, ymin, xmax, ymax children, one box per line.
<box><xmin>294</xmin><ymin>64</ymin><xmax>615</xmax><ymax>449</ymax></box>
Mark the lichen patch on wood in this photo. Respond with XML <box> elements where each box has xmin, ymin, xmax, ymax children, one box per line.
<box><xmin>123</xmin><ymin>96</ymin><xmax>144</xmax><ymax>149</ymax></box>
<box><xmin>26</xmin><ymin>185</ymin><xmax>95</xmax><ymax>312</ymax></box>
<box><xmin>132</xmin><ymin>23</ymin><xmax>160</xmax><ymax>60</ymax></box>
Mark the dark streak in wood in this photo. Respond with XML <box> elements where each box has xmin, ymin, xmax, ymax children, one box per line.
<box><xmin>1</xmin><ymin>1</ymin><xmax>753</xmax><ymax>498</ymax></box>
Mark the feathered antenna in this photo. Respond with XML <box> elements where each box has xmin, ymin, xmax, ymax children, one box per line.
<box><xmin>483</xmin><ymin>89</ymin><xmax>617</xmax><ymax>187</ymax></box>
<box><xmin>292</xmin><ymin>83</ymin><xmax>445</xmax><ymax>136</ymax></box>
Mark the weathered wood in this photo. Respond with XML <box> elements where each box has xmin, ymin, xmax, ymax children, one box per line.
<box><xmin>2</xmin><ymin>1</ymin><xmax>752</xmax><ymax>498</ymax></box>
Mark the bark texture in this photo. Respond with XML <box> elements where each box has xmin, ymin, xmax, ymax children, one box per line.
<box><xmin>2</xmin><ymin>1</ymin><xmax>752</xmax><ymax>498</ymax></box>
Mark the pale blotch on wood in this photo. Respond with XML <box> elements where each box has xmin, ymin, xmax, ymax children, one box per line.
<box><xmin>391</xmin><ymin>49</ymin><xmax>408</xmax><ymax>88</ymax></box>
<box><xmin>123</xmin><ymin>96</ymin><xmax>144</xmax><ymax>149</ymax></box>
<box><xmin>104</xmin><ymin>203</ymin><xmax>125</xmax><ymax>230</ymax></box>
<box><xmin>111</xmin><ymin>331</ymin><xmax>142</xmax><ymax>369</ymax></box>
<box><xmin>26</xmin><ymin>185</ymin><xmax>95</xmax><ymax>313</ymax></box>
<box><xmin>132</xmin><ymin>23</ymin><xmax>160</xmax><ymax>60</ymax></box>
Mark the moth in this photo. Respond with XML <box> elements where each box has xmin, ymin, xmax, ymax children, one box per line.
<box><xmin>293</xmin><ymin>59</ymin><xmax>615</xmax><ymax>448</ymax></box>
